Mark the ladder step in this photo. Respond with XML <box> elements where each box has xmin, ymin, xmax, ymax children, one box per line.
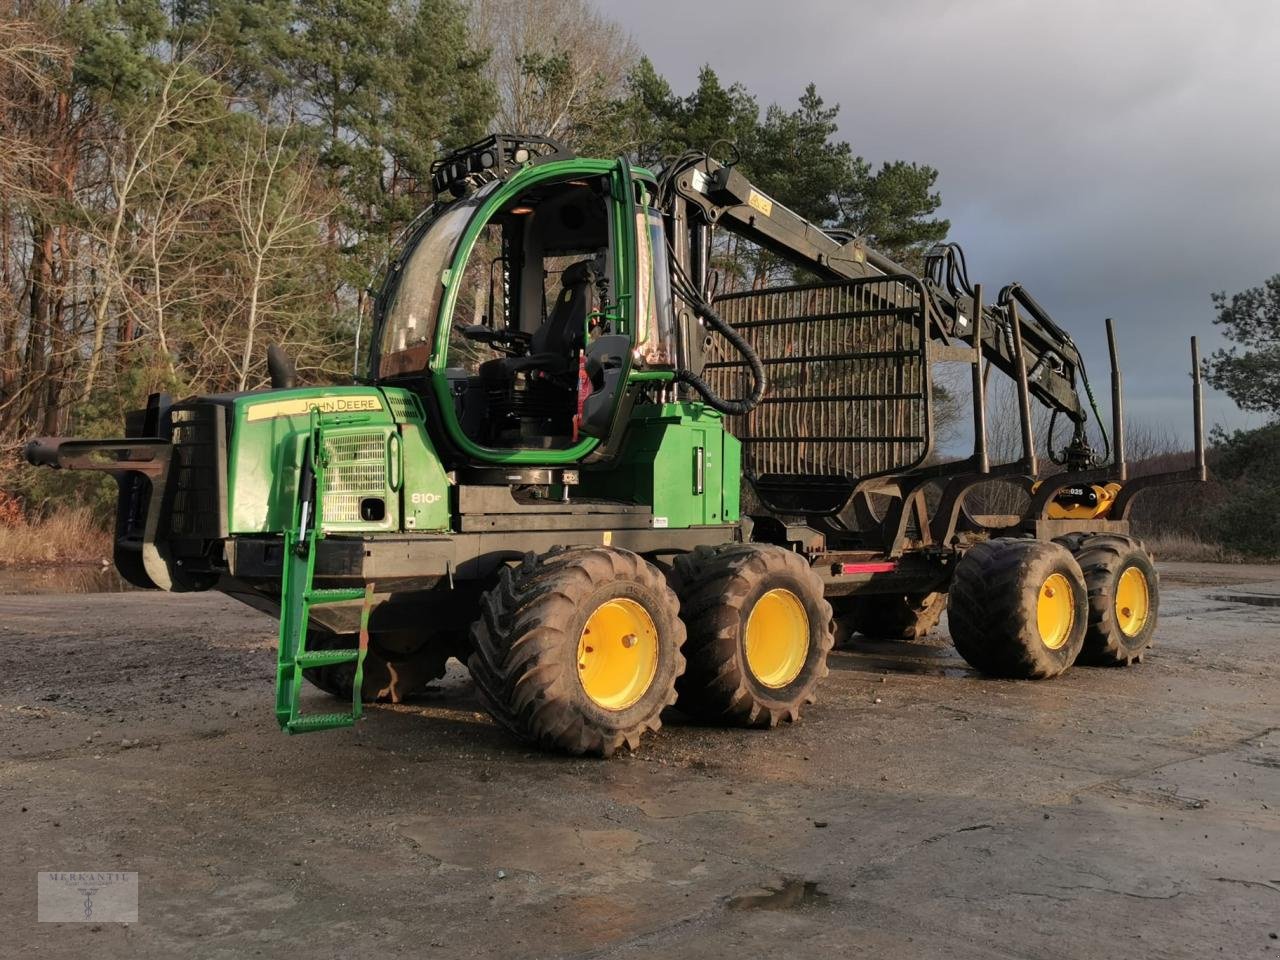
<box><xmin>304</xmin><ymin>587</ymin><xmax>367</xmax><ymax>605</ymax></box>
<box><xmin>295</xmin><ymin>648</ymin><xmax>361</xmax><ymax>669</ymax></box>
<box><xmin>285</xmin><ymin>713</ymin><xmax>357</xmax><ymax>734</ymax></box>
<box><xmin>274</xmin><ymin>419</ymin><xmax>372</xmax><ymax>738</ymax></box>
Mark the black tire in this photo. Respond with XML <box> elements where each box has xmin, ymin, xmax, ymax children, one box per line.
<box><xmin>467</xmin><ymin>546</ymin><xmax>685</xmax><ymax>757</ymax></box>
<box><xmin>303</xmin><ymin>629</ymin><xmax>458</xmax><ymax>703</ymax></box>
<box><xmin>1055</xmin><ymin>534</ymin><xmax>1159</xmax><ymax>666</ymax></box>
<box><xmin>832</xmin><ymin>591</ymin><xmax>946</xmax><ymax>642</ymax></box>
<box><xmin>672</xmin><ymin>543</ymin><xmax>834</xmax><ymax>727</ymax></box>
<box><xmin>948</xmin><ymin>537</ymin><xmax>1087</xmax><ymax>679</ymax></box>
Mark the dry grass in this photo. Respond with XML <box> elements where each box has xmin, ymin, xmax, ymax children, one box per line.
<box><xmin>1139</xmin><ymin>531</ymin><xmax>1242</xmax><ymax>564</ymax></box>
<box><xmin>0</xmin><ymin>508</ymin><xmax>111</xmax><ymax>565</ymax></box>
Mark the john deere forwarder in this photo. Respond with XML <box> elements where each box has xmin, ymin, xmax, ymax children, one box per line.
<box><xmin>26</xmin><ymin>135</ymin><xmax>1206</xmax><ymax>755</ymax></box>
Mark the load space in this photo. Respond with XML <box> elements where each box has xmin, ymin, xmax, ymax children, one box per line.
<box><xmin>23</xmin><ymin>133</ymin><xmax>1206</xmax><ymax>757</ymax></box>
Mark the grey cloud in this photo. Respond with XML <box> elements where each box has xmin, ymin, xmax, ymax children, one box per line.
<box><xmin>602</xmin><ymin>0</ymin><xmax>1279</xmax><ymax>437</ymax></box>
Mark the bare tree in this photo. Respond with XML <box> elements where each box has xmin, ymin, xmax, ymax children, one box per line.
<box><xmin>114</xmin><ymin>125</ymin><xmax>227</xmax><ymax>386</ymax></box>
<box><xmin>228</xmin><ymin>120</ymin><xmax>333</xmax><ymax>391</ymax></box>
<box><xmin>0</xmin><ymin>17</ymin><xmax>63</xmax><ymax>196</ymax></box>
<box><xmin>0</xmin><ymin>11</ymin><xmax>74</xmax><ymax>441</ymax></box>
<box><xmin>81</xmin><ymin>49</ymin><xmax>223</xmax><ymax>404</ymax></box>
<box><xmin>470</xmin><ymin>0</ymin><xmax>638</xmax><ymax>146</ymax></box>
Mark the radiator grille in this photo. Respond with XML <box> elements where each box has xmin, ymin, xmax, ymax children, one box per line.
<box><xmin>322</xmin><ymin>433</ymin><xmax>387</xmax><ymax>523</ymax></box>
<box><xmin>707</xmin><ymin>278</ymin><xmax>933</xmax><ymax>510</ymax></box>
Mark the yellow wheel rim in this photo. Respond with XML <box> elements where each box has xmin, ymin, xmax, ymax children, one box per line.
<box><xmin>1037</xmin><ymin>573</ymin><xmax>1075</xmax><ymax>650</ymax></box>
<box><xmin>576</xmin><ymin>598</ymin><xmax>659</xmax><ymax>711</ymax></box>
<box><xmin>743</xmin><ymin>588</ymin><xmax>810</xmax><ymax>688</ymax></box>
<box><xmin>1115</xmin><ymin>566</ymin><xmax>1150</xmax><ymax>637</ymax></box>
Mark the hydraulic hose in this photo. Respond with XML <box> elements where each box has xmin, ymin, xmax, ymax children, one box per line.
<box><xmin>662</xmin><ymin>229</ymin><xmax>767</xmax><ymax>415</ymax></box>
<box><xmin>999</xmin><ymin>282</ymin><xmax>1110</xmax><ymax>465</ymax></box>
<box><xmin>673</xmin><ymin>296</ymin><xmax>767</xmax><ymax>416</ymax></box>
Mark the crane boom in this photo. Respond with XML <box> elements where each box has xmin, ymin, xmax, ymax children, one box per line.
<box><xmin>662</xmin><ymin>155</ymin><xmax>1092</xmax><ymax>434</ymax></box>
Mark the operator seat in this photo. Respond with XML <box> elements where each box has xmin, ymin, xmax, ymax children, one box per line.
<box><xmin>480</xmin><ymin>259</ymin><xmax>595</xmax><ymax>385</ymax></box>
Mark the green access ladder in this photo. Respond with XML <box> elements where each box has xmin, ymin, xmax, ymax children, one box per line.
<box><xmin>275</xmin><ymin>410</ymin><xmax>373</xmax><ymax>734</ymax></box>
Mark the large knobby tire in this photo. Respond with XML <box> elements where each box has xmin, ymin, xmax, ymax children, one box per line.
<box><xmin>303</xmin><ymin>629</ymin><xmax>459</xmax><ymax>703</ymax></box>
<box><xmin>467</xmin><ymin>546</ymin><xmax>685</xmax><ymax>757</ymax></box>
<box><xmin>831</xmin><ymin>591</ymin><xmax>947</xmax><ymax>643</ymax></box>
<box><xmin>673</xmin><ymin>543</ymin><xmax>834</xmax><ymax>728</ymax></box>
<box><xmin>1055</xmin><ymin>533</ymin><xmax>1159</xmax><ymax>666</ymax></box>
<box><xmin>948</xmin><ymin>537</ymin><xmax>1087</xmax><ymax>679</ymax></box>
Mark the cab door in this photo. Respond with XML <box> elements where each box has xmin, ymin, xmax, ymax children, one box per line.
<box><xmin>575</xmin><ymin>159</ymin><xmax>680</xmax><ymax>444</ymax></box>
<box><xmin>428</xmin><ymin>158</ymin><xmax>646</xmax><ymax>464</ymax></box>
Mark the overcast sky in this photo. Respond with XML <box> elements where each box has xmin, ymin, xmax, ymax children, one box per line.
<box><xmin>603</xmin><ymin>0</ymin><xmax>1279</xmax><ymax>441</ymax></box>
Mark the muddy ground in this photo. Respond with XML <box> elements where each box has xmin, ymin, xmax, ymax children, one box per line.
<box><xmin>2</xmin><ymin>561</ymin><xmax>1278</xmax><ymax>959</ymax></box>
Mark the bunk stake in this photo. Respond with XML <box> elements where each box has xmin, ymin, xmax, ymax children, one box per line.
<box><xmin>971</xmin><ymin>283</ymin><xmax>989</xmax><ymax>474</ymax></box>
<box><xmin>1008</xmin><ymin>301</ymin><xmax>1039</xmax><ymax>475</ymax></box>
<box><xmin>1191</xmin><ymin>336</ymin><xmax>1206</xmax><ymax>481</ymax></box>
<box><xmin>1106</xmin><ymin>317</ymin><xmax>1127</xmax><ymax>482</ymax></box>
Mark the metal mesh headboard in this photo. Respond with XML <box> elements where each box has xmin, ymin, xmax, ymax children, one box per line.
<box><xmin>706</xmin><ymin>276</ymin><xmax>935</xmax><ymax>513</ymax></box>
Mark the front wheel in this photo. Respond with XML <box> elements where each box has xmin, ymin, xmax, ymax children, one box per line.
<box><xmin>673</xmin><ymin>543</ymin><xmax>833</xmax><ymax>727</ymax></box>
<box><xmin>467</xmin><ymin>546</ymin><xmax>685</xmax><ymax>757</ymax></box>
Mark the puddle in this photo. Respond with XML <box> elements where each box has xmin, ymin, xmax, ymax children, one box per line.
<box><xmin>0</xmin><ymin>564</ymin><xmax>138</xmax><ymax>595</ymax></box>
<box><xmin>1211</xmin><ymin>593</ymin><xmax>1280</xmax><ymax>608</ymax></box>
<box><xmin>867</xmin><ymin>657</ymin><xmax>971</xmax><ymax>678</ymax></box>
<box><xmin>727</xmin><ymin>879</ymin><xmax>828</xmax><ymax>912</ymax></box>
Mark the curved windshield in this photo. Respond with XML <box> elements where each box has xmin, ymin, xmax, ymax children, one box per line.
<box><xmin>374</xmin><ymin>181</ymin><xmax>500</xmax><ymax>380</ymax></box>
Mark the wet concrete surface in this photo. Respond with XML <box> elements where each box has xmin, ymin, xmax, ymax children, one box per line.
<box><xmin>1</xmin><ymin>562</ymin><xmax>1278</xmax><ymax>958</ymax></box>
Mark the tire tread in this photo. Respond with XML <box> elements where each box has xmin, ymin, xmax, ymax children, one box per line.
<box><xmin>467</xmin><ymin>546</ymin><xmax>685</xmax><ymax>756</ymax></box>
<box><xmin>673</xmin><ymin>543</ymin><xmax>834</xmax><ymax>728</ymax></box>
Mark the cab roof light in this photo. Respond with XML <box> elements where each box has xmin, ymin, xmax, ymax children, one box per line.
<box><xmin>429</xmin><ymin>134</ymin><xmax>576</xmax><ymax>200</ymax></box>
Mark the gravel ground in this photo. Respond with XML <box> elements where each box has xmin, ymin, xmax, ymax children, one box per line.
<box><xmin>2</xmin><ymin>561</ymin><xmax>1278</xmax><ymax>959</ymax></box>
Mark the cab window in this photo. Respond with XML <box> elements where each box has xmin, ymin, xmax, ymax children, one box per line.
<box><xmin>442</xmin><ymin>175</ymin><xmax>615</xmax><ymax>449</ymax></box>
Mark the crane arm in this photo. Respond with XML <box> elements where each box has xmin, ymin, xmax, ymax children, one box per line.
<box><xmin>662</xmin><ymin>156</ymin><xmax>1093</xmax><ymax>434</ymax></box>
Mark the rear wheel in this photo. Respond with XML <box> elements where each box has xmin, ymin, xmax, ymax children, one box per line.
<box><xmin>1055</xmin><ymin>534</ymin><xmax>1158</xmax><ymax>665</ymax></box>
<box><xmin>948</xmin><ymin>538</ymin><xmax>1087</xmax><ymax>679</ymax></box>
<box><xmin>673</xmin><ymin>543</ymin><xmax>833</xmax><ymax>727</ymax></box>
<box><xmin>467</xmin><ymin>546</ymin><xmax>685</xmax><ymax>756</ymax></box>
<box><xmin>832</xmin><ymin>591</ymin><xmax>946</xmax><ymax>642</ymax></box>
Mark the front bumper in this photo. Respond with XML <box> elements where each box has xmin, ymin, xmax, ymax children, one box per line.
<box><xmin>25</xmin><ymin>400</ymin><xmax>228</xmax><ymax>592</ymax></box>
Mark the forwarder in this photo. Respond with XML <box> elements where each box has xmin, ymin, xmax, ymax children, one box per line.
<box><xmin>26</xmin><ymin>134</ymin><xmax>1206</xmax><ymax>755</ymax></box>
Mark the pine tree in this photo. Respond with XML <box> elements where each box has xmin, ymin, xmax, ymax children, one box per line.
<box><xmin>609</xmin><ymin>64</ymin><xmax>948</xmax><ymax>266</ymax></box>
<box><xmin>275</xmin><ymin>0</ymin><xmax>493</xmax><ymax>301</ymax></box>
<box><xmin>1205</xmin><ymin>275</ymin><xmax>1280</xmax><ymax>417</ymax></box>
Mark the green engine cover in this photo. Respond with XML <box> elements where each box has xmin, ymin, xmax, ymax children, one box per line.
<box><xmin>578</xmin><ymin>403</ymin><xmax>741</xmax><ymax>529</ymax></box>
<box><xmin>226</xmin><ymin>386</ymin><xmax>450</xmax><ymax>534</ymax></box>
